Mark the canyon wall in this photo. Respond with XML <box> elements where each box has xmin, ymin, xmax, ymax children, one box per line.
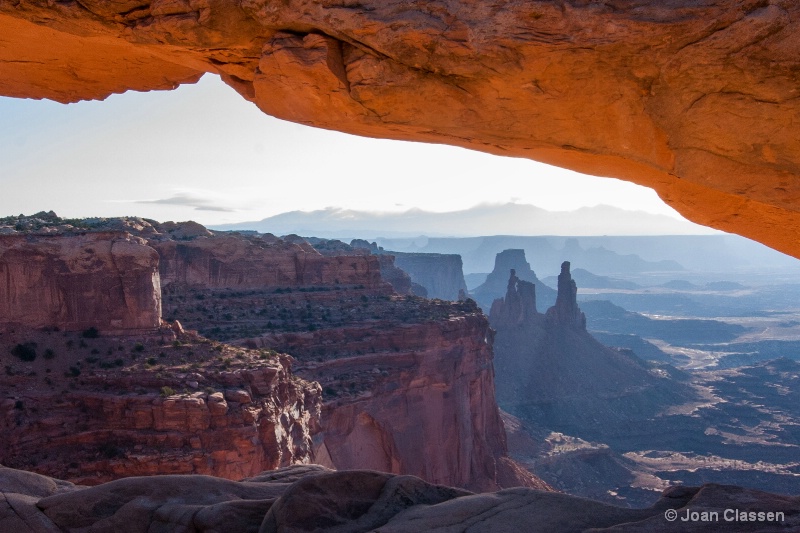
<box><xmin>165</xmin><ymin>282</ymin><xmax>545</xmax><ymax>491</ymax></box>
<box><xmin>3</xmin><ymin>3</ymin><xmax>800</xmax><ymax>256</ymax></box>
<box><xmin>391</xmin><ymin>252</ymin><xmax>468</xmax><ymax>301</ymax></box>
<box><xmin>1</xmin><ymin>333</ymin><xmax>320</xmax><ymax>485</ymax></box>
<box><xmin>0</xmin><ymin>232</ymin><xmax>161</xmax><ymax>334</ymax></box>
<box><xmin>256</xmin><ymin>311</ymin><xmax>544</xmax><ymax>492</ymax></box>
<box><xmin>157</xmin><ymin>231</ymin><xmax>544</xmax><ymax>491</ymax></box>
<box><xmin>154</xmin><ymin>234</ymin><xmax>390</xmax><ymax>291</ymax></box>
<box><xmin>0</xmin><ymin>221</ymin><xmax>541</xmax><ymax>491</ymax></box>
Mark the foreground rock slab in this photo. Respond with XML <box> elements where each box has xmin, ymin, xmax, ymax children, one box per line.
<box><xmin>2</xmin><ymin>465</ymin><xmax>798</xmax><ymax>532</ymax></box>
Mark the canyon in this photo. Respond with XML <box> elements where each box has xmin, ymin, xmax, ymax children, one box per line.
<box><xmin>2</xmin><ymin>2</ymin><xmax>800</xmax><ymax>257</ymax></box>
<box><xmin>156</xmin><ymin>233</ymin><xmax>540</xmax><ymax>492</ymax></box>
<box><xmin>485</xmin><ymin>252</ymin><xmax>800</xmax><ymax>507</ymax></box>
<box><xmin>0</xmin><ymin>215</ymin><xmax>542</xmax><ymax>493</ymax></box>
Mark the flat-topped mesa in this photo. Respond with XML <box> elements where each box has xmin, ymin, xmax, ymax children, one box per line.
<box><xmin>489</xmin><ymin>269</ymin><xmax>538</xmax><ymax>325</ymax></box>
<box><xmin>389</xmin><ymin>252</ymin><xmax>467</xmax><ymax>301</ymax></box>
<box><xmin>0</xmin><ymin>232</ymin><xmax>161</xmax><ymax>334</ymax></box>
<box><xmin>546</xmin><ymin>261</ymin><xmax>586</xmax><ymax>330</ymax></box>
<box><xmin>473</xmin><ymin>249</ymin><xmax>557</xmax><ymax>312</ymax></box>
<box><xmin>154</xmin><ymin>234</ymin><xmax>391</xmax><ymax>292</ymax></box>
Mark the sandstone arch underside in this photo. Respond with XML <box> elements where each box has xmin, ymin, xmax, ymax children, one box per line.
<box><xmin>2</xmin><ymin>1</ymin><xmax>799</xmax><ymax>257</ymax></box>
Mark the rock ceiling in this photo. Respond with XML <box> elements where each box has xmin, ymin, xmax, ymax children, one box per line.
<box><xmin>2</xmin><ymin>1</ymin><xmax>799</xmax><ymax>256</ymax></box>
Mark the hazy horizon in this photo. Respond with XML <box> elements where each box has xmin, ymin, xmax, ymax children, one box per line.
<box><xmin>3</xmin><ymin>75</ymin><xmax>701</xmax><ymax>232</ymax></box>
<box><xmin>211</xmin><ymin>202</ymin><xmax>719</xmax><ymax>238</ymax></box>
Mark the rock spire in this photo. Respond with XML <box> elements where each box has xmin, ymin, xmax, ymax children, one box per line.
<box><xmin>546</xmin><ymin>261</ymin><xmax>586</xmax><ymax>330</ymax></box>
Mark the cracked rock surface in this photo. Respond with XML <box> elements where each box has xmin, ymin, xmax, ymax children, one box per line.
<box><xmin>2</xmin><ymin>464</ymin><xmax>798</xmax><ymax>532</ymax></box>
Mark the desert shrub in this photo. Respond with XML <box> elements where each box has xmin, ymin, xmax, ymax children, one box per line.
<box><xmin>160</xmin><ymin>386</ymin><xmax>176</xmax><ymax>397</ymax></box>
<box><xmin>11</xmin><ymin>343</ymin><xmax>37</xmax><ymax>362</ymax></box>
<box><xmin>100</xmin><ymin>443</ymin><xmax>123</xmax><ymax>459</ymax></box>
<box><xmin>66</xmin><ymin>366</ymin><xmax>81</xmax><ymax>377</ymax></box>
<box><xmin>133</xmin><ymin>343</ymin><xmax>145</xmax><ymax>352</ymax></box>
<box><xmin>82</xmin><ymin>327</ymin><xmax>99</xmax><ymax>339</ymax></box>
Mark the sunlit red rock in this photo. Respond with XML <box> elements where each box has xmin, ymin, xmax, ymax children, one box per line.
<box><xmin>0</xmin><ymin>232</ymin><xmax>161</xmax><ymax>334</ymax></box>
<box><xmin>2</xmin><ymin>3</ymin><xmax>800</xmax><ymax>256</ymax></box>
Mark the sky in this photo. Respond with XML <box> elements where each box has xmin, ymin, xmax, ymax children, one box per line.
<box><xmin>0</xmin><ymin>74</ymin><xmax>712</xmax><ymax>232</ymax></box>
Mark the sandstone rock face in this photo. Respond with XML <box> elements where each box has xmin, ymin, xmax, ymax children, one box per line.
<box><xmin>1</xmin><ymin>332</ymin><xmax>321</xmax><ymax>485</ymax></box>
<box><xmin>2</xmin><ymin>464</ymin><xmax>798</xmax><ymax>532</ymax></box>
<box><xmin>375</xmin><ymin>255</ymin><xmax>416</xmax><ymax>296</ymax></box>
<box><xmin>3</xmin><ymin>3</ymin><xmax>800</xmax><ymax>257</ymax></box>
<box><xmin>154</xmin><ymin>234</ymin><xmax>390</xmax><ymax>291</ymax></box>
<box><xmin>263</xmin><ymin>313</ymin><xmax>541</xmax><ymax>492</ymax></box>
<box><xmin>391</xmin><ymin>252</ymin><xmax>468</xmax><ymax>301</ymax></box>
<box><xmin>162</xmin><ymin>254</ymin><xmax>545</xmax><ymax>491</ymax></box>
<box><xmin>0</xmin><ymin>233</ymin><xmax>161</xmax><ymax>334</ymax></box>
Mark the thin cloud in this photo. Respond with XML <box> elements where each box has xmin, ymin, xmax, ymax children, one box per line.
<box><xmin>136</xmin><ymin>193</ymin><xmax>237</xmax><ymax>213</ymax></box>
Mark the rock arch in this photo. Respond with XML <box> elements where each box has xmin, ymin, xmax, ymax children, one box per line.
<box><xmin>2</xmin><ymin>1</ymin><xmax>799</xmax><ymax>256</ymax></box>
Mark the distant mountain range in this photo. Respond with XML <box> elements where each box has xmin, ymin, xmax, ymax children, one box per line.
<box><xmin>211</xmin><ymin>203</ymin><xmax>717</xmax><ymax>238</ymax></box>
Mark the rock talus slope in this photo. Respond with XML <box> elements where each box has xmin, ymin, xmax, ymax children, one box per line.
<box><xmin>3</xmin><ymin>2</ymin><xmax>800</xmax><ymax>256</ymax></box>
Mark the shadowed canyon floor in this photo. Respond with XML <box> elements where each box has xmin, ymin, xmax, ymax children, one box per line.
<box><xmin>477</xmin><ymin>251</ymin><xmax>800</xmax><ymax>507</ymax></box>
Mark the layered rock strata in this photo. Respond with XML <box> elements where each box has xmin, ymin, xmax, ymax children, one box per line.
<box><xmin>4</xmin><ymin>3</ymin><xmax>800</xmax><ymax>256</ymax></box>
<box><xmin>0</xmin><ymin>219</ymin><xmax>538</xmax><ymax>491</ymax></box>
<box><xmin>154</xmin><ymin>234</ymin><xmax>389</xmax><ymax>292</ymax></box>
<box><xmin>165</xmin><ymin>279</ymin><xmax>545</xmax><ymax>492</ymax></box>
<box><xmin>3</xmin><ymin>464</ymin><xmax>798</xmax><ymax>533</ymax></box>
<box><xmin>0</xmin><ymin>330</ymin><xmax>320</xmax><ymax>485</ymax></box>
<box><xmin>0</xmin><ymin>232</ymin><xmax>161</xmax><ymax>334</ymax></box>
<box><xmin>145</xmin><ymin>227</ymin><xmax>541</xmax><ymax>491</ymax></box>
<box><xmin>258</xmin><ymin>309</ymin><xmax>542</xmax><ymax>492</ymax></box>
